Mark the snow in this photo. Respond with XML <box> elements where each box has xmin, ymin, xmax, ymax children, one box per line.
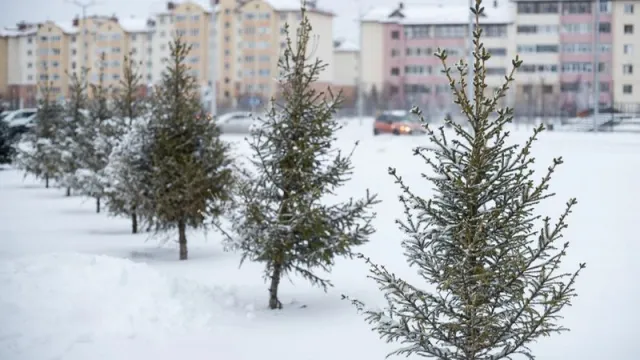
<box><xmin>119</xmin><ymin>17</ymin><xmax>153</xmax><ymax>33</ymax></box>
<box><xmin>363</xmin><ymin>1</ymin><xmax>513</xmax><ymax>25</ymax></box>
<box><xmin>1</xmin><ymin>119</ymin><xmax>639</xmax><ymax>360</ymax></box>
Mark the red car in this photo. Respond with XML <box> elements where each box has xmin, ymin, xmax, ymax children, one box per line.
<box><xmin>373</xmin><ymin>110</ymin><xmax>426</xmax><ymax>135</ymax></box>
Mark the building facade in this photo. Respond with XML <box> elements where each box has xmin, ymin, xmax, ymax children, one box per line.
<box><xmin>332</xmin><ymin>38</ymin><xmax>359</xmax><ymax>107</ymax></box>
<box><xmin>361</xmin><ymin>1</ymin><xmax>513</xmax><ymax>114</ymax></box>
<box><xmin>512</xmin><ymin>0</ymin><xmax>618</xmax><ymax>115</ymax></box>
<box><xmin>0</xmin><ymin>0</ymin><xmax>335</xmax><ymax>110</ymax></box>
<box><xmin>2</xmin><ymin>24</ymin><xmax>38</xmax><ymax>108</ymax></box>
<box><xmin>612</xmin><ymin>1</ymin><xmax>639</xmax><ymax>111</ymax></box>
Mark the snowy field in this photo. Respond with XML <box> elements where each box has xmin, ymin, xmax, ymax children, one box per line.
<box><xmin>1</xmin><ymin>118</ymin><xmax>639</xmax><ymax>360</ymax></box>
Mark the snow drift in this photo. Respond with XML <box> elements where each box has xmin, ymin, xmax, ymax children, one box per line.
<box><xmin>0</xmin><ymin>253</ymin><xmax>254</xmax><ymax>359</ymax></box>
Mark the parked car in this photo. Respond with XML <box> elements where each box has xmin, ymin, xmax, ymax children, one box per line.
<box><xmin>215</xmin><ymin>111</ymin><xmax>256</xmax><ymax>134</ymax></box>
<box><xmin>373</xmin><ymin>110</ymin><xmax>426</xmax><ymax>135</ymax></box>
<box><xmin>1</xmin><ymin>108</ymin><xmax>38</xmax><ymax>140</ymax></box>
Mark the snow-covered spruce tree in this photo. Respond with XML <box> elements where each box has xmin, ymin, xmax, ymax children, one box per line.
<box><xmin>74</xmin><ymin>53</ymin><xmax>114</xmax><ymax>213</ymax></box>
<box><xmin>148</xmin><ymin>36</ymin><xmax>235</xmax><ymax>260</ymax></box>
<box><xmin>344</xmin><ymin>2</ymin><xmax>585</xmax><ymax>359</ymax></box>
<box><xmin>57</xmin><ymin>68</ymin><xmax>89</xmax><ymax>197</ymax></box>
<box><xmin>229</xmin><ymin>6</ymin><xmax>379</xmax><ymax>310</ymax></box>
<box><xmin>105</xmin><ymin>53</ymin><xmax>146</xmax><ymax>233</ymax></box>
<box><xmin>14</xmin><ymin>80</ymin><xmax>65</xmax><ymax>187</ymax></box>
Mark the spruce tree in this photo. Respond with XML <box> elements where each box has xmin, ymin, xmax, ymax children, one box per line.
<box><xmin>14</xmin><ymin>80</ymin><xmax>64</xmax><ymax>187</ymax></box>
<box><xmin>105</xmin><ymin>115</ymin><xmax>155</xmax><ymax>234</ymax></box>
<box><xmin>344</xmin><ymin>2</ymin><xmax>585</xmax><ymax>359</ymax></box>
<box><xmin>106</xmin><ymin>53</ymin><xmax>145</xmax><ymax>233</ymax></box>
<box><xmin>57</xmin><ymin>68</ymin><xmax>89</xmax><ymax>196</ymax></box>
<box><xmin>148</xmin><ymin>36</ymin><xmax>235</xmax><ymax>260</ymax></box>
<box><xmin>229</xmin><ymin>6</ymin><xmax>379</xmax><ymax>310</ymax></box>
<box><xmin>74</xmin><ymin>53</ymin><xmax>114</xmax><ymax>213</ymax></box>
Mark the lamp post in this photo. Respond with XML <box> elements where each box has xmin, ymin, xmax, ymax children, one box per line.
<box><xmin>592</xmin><ymin>0</ymin><xmax>601</xmax><ymax>132</ymax></box>
<box><xmin>209</xmin><ymin>1</ymin><xmax>218</xmax><ymax>117</ymax></box>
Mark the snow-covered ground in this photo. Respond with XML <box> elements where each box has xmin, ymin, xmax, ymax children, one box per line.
<box><xmin>1</xmin><ymin>118</ymin><xmax>639</xmax><ymax>360</ymax></box>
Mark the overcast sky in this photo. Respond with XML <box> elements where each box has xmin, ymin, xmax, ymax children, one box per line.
<box><xmin>1</xmin><ymin>0</ymin><xmax>404</xmax><ymax>42</ymax></box>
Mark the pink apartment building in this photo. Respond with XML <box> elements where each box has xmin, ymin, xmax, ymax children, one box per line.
<box><xmin>513</xmin><ymin>0</ymin><xmax>616</xmax><ymax>115</ymax></box>
<box><xmin>361</xmin><ymin>1</ymin><xmax>512</xmax><ymax>113</ymax></box>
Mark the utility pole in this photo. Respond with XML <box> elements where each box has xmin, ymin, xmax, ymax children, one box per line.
<box><xmin>356</xmin><ymin>6</ymin><xmax>365</xmax><ymax>126</ymax></box>
<box><xmin>67</xmin><ymin>0</ymin><xmax>99</xmax><ymax>74</ymax></box>
<box><xmin>209</xmin><ymin>2</ymin><xmax>217</xmax><ymax>117</ymax></box>
<box><xmin>592</xmin><ymin>0</ymin><xmax>601</xmax><ymax>132</ymax></box>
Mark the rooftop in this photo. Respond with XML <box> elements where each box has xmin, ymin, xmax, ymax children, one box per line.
<box><xmin>362</xmin><ymin>1</ymin><xmax>513</xmax><ymax>25</ymax></box>
<box><xmin>334</xmin><ymin>38</ymin><xmax>359</xmax><ymax>52</ymax></box>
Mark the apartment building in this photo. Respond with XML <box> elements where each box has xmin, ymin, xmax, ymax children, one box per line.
<box><xmin>612</xmin><ymin>1</ymin><xmax>640</xmax><ymax>111</ymax></box>
<box><xmin>0</xmin><ymin>35</ymin><xmax>8</xmax><ymax>100</ymax></box>
<box><xmin>1</xmin><ymin>24</ymin><xmax>38</xmax><ymax>108</ymax></box>
<box><xmin>1</xmin><ymin>0</ymin><xmax>335</xmax><ymax>109</ymax></box>
<box><xmin>151</xmin><ymin>1</ymin><xmax>213</xmax><ymax>92</ymax></box>
<box><xmin>361</xmin><ymin>1</ymin><xmax>513</xmax><ymax>111</ymax></box>
<box><xmin>512</xmin><ymin>0</ymin><xmax>619</xmax><ymax>114</ymax></box>
<box><xmin>332</xmin><ymin>38</ymin><xmax>359</xmax><ymax>105</ymax></box>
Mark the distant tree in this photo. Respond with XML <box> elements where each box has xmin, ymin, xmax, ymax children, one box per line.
<box><xmin>57</xmin><ymin>67</ymin><xmax>89</xmax><ymax>197</ymax></box>
<box><xmin>105</xmin><ymin>116</ymin><xmax>156</xmax><ymax>234</ymax></box>
<box><xmin>0</xmin><ymin>117</ymin><xmax>12</xmax><ymax>165</ymax></box>
<box><xmin>344</xmin><ymin>2</ymin><xmax>585</xmax><ymax>359</ymax></box>
<box><xmin>147</xmin><ymin>36</ymin><xmax>235</xmax><ymax>260</ymax></box>
<box><xmin>73</xmin><ymin>53</ymin><xmax>114</xmax><ymax>212</ymax></box>
<box><xmin>13</xmin><ymin>79</ymin><xmax>65</xmax><ymax>187</ymax></box>
<box><xmin>228</xmin><ymin>6</ymin><xmax>379</xmax><ymax>310</ymax></box>
<box><xmin>106</xmin><ymin>53</ymin><xmax>146</xmax><ymax>233</ymax></box>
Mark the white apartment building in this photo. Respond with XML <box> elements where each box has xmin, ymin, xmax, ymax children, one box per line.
<box><xmin>2</xmin><ymin>24</ymin><xmax>38</xmax><ymax>107</ymax></box>
<box><xmin>612</xmin><ymin>1</ymin><xmax>640</xmax><ymax>110</ymax></box>
<box><xmin>332</xmin><ymin>38</ymin><xmax>358</xmax><ymax>105</ymax></box>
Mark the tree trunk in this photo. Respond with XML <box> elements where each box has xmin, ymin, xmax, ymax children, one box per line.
<box><xmin>178</xmin><ymin>220</ymin><xmax>188</xmax><ymax>260</ymax></box>
<box><xmin>45</xmin><ymin>174</ymin><xmax>49</xmax><ymax>188</ymax></box>
<box><xmin>96</xmin><ymin>197</ymin><xmax>101</xmax><ymax>213</ymax></box>
<box><xmin>268</xmin><ymin>261</ymin><xmax>284</xmax><ymax>310</ymax></box>
<box><xmin>131</xmin><ymin>211</ymin><xmax>138</xmax><ymax>234</ymax></box>
<box><xmin>66</xmin><ymin>187</ymin><xmax>71</xmax><ymax>197</ymax></box>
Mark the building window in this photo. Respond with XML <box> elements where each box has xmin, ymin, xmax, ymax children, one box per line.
<box><xmin>624</xmin><ymin>44</ymin><xmax>634</xmax><ymax>54</ymax></box>
<box><xmin>27</xmin><ymin>62</ymin><xmax>32</xmax><ymax>68</ymax></box>
<box><xmin>598</xmin><ymin>22</ymin><xmax>611</xmax><ymax>33</ymax></box>
<box><xmin>192</xmin><ymin>15</ymin><xmax>200</xmax><ymax>21</ymax></box>
<box><xmin>623</xmin><ymin>64</ymin><xmax>633</xmax><ymax>74</ymax></box>
<box><xmin>190</xmin><ymin>29</ymin><xmax>199</xmax><ymax>36</ymax></box>
<box><xmin>517</xmin><ymin>2</ymin><xmax>558</xmax><ymax>13</ymax></box>
<box><xmin>562</xmin><ymin>1</ymin><xmax>591</xmax><ymax>14</ymax></box>
<box><xmin>391</xmin><ymin>30</ymin><xmax>400</xmax><ymax>39</ymax></box>
<box><xmin>623</xmin><ymin>85</ymin><xmax>633</xmax><ymax>94</ymax></box>
<box><xmin>390</xmin><ymin>67</ymin><xmax>400</xmax><ymax>76</ymax></box>
<box><xmin>27</xmin><ymin>37</ymin><xmax>33</xmax><ymax>44</ymax></box>
<box><xmin>624</xmin><ymin>24</ymin><xmax>634</xmax><ymax>34</ymax></box>
<box><xmin>599</xmin><ymin>0</ymin><xmax>611</xmax><ymax>13</ymax></box>
<box><xmin>624</xmin><ymin>3</ymin><xmax>634</xmax><ymax>13</ymax></box>
<box><xmin>516</xmin><ymin>25</ymin><xmax>537</xmax><ymax>34</ymax></box>
<box><xmin>27</xmin><ymin>50</ymin><xmax>32</xmax><ymax>56</ymax></box>
<box><xmin>486</xmin><ymin>48</ymin><xmax>506</xmax><ymax>56</ymax></box>
<box><xmin>72</xmin><ymin>61</ymin><xmax>76</xmax><ymax>69</ymax></box>
<box><xmin>562</xmin><ymin>23</ymin><xmax>592</xmax><ymax>34</ymax></box>
<box><xmin>486</xmin><ymin>67</ymin><xmax>507</xmax><ymax>76</ymax></box>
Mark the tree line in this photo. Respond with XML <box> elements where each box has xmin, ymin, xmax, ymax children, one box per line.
<box><xmin>5</xmin><ymin>1</ymin><xmax>585</xmax><ymax>359</ymax></box>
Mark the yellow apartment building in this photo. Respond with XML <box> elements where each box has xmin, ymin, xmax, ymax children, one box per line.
<box><xmin>35</xmin><ymin>21</ymin><xmax>74</xmax><ymax>102</ymax></box>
